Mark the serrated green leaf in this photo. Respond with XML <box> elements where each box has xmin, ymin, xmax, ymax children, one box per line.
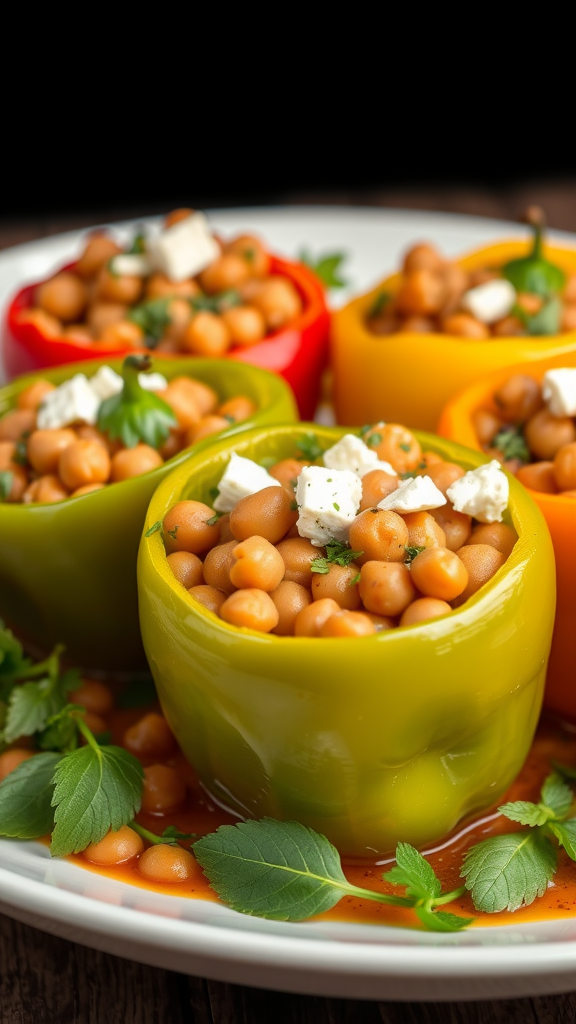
<box><xmin>299</xmin><ymin>250</ymin><xmax>348</xmax><ymax>290</ymax></box>
<box><xmin>0</xmin><ymin>752</ymin><xmax>62</xmax><ymax>838</ymax></box>
<box><xmin>548</xmin><ymin>820</ymin><xmax>576</xmax><ymax>861</ymax></box>
<box><xmin>4</xmin><ymin>678</ymin><xmax>65</xmax><ymax>744</ymax></box>
<box><xmin>541</xmin><ymin>772</ymin><xmax>573</xmax><ymax>819</ymax></box>
<box><xmin>499</xmin><ymin>800</ymin><xmax>551</xmax><ymax>827</ymax></box>
<box><xmin>461</xmin><ymin>830</ymin><xmax>556</xmax><ymax>913</ymax></box>
<box><xmin>50</xmin><ymin>744</ymin><xmax>144</xmax><ymax>857</ymax></box>
<box><xmin>383</xmin><ymin>842</ymin><xmax>441</xmax><ymax>900</ymax></box>
<box><xmin>193</xmin><ymin>818</ymin><xmax>352</xmax><ymax>921</ymax></box>
<box><xmin>38</xmin><ymin>703</ymin><xmax>83</xmax><ymax>752</ymax></box>
<box><xmin>0</xmin><ymin>622</ymin><xmax>29</xmax><ymax>691</ymax></box>
<box><xmin>414</xmin><ymin>905</ymin><xmax>474</xmax><ymax>933</ymax></box>
<box><xmin>97</xmin><ymin>356</ymin><xmax>176</xmax><ymax>449</ymax></box>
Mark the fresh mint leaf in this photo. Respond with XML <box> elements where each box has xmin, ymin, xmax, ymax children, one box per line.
<box><xmin>38</xmin><ymin>703</ymin><xmax>83</xmax><ymax>752</ymax></box>
<box><xmin>461</xmin><ymin>830</ymin><xmax>556</xmax><ymax>913</ymax></box>
<box><xmin>415</xmin><ymin>906</ymin><xmax>474</xmax><ymax>932</ymax></box>
<box><xmin>50</xmin><ymin>744</ymin><xmax>144</xmax><ymax>857</ymax></box>
<box><xmin>0</xmin><ymin>470</ymin><xmax>13</xmax><ymax>501</ymax></box>
<box><xmin>299</xmin><ymin>250</ymin><xmax>348</xmax><ymax>290</ymax></box>
<box><xmin>499</xmin><ymin>800</ymin><xmax>551</xmax><ymax>827</ymax></box>
<box><xmin>491</xmin><ymin>425</ymin><xmax>530</xmax><ymax>464</ymax></box>
<box><xmin>383</xmin><ymin>842</ymin><xmax>441</xmax><ymax>901</ymax></box>
<box><xmin>540</xmin><ymin>772</ymin><xmax>573</xmax><ymax>819</ymax></box>
<box><xmin>0</xmin><ymin>752</ymin><xmax>62</xmax><ymax>838</ymax></box>
<box><xmin>295</xmin><ymin>433</ymin><xmax>323</xmax><ymax>462</ymax></box>
<box><xmin>4</xmin><ymin>678</ymin><xmax>66</xmax><ymax>744</ymax></box>
<box><xmin>127</xmin><ymin>297</ymin><xmax>171</xmax><ymax>346</ymax></box>
<box><xmin>548</xmin><ymin>820</ymin><xmax>576</xmax><ymax>860</ymax></box>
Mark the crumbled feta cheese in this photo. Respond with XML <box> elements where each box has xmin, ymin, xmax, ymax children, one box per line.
<box><xmin>213</xmin><ymin>453</ymin><xmax>281</xmax><ymax>513</ymax></box>
<box><xmin>446</xmin><ymin>460</ymin><xmax>509</xmax><ymax>523</ymax></box>
<box><xmin>37</xmin><ymin>374</ymin><xmax>100</xmax><ymax>429</ymax></box>
<box><xmin>542</xmin><ymin>367</ymin><xmax>576</xmax><ymax>418</ymax></box>
<box><xmin>147</xmin><ymin>212</ymin><xmax>220</xmax><ymax>282</ymax></box>
<box><xmin>109</xmin><ymin>254</ymin><xmax>152</xmax><ymax>277</ymax></box>
<box><xmin>323</xmin><ymin>433</ymin><xmax>394</xmax><ymax>478</ymax></box>
<box><xmin>140</xmin><ymin>372</ymin><xmax>168</xmax><ymax>392</ymax></box>
<box><xmin>461</xmin><ymin>279</ymin><xmax>516</xmax><ymax>324</ymax></box>
<box><xmin>295</xmin><ymin>466</ymin><xmax>362</xmax><ymax>547</ymax></box>
<box><xmin>90</xmin><ymin>366</ymin><xmax>124</xmax><ymax>401</ymax></box>
<box><xmin>377</xmin><ymin>475</ymin><xmax>446</xmax><ymax>514</ymax></box>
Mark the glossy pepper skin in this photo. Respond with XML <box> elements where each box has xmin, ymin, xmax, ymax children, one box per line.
<box><xmin>2</xmin><ymin>256</ymin><xmax>329</xmax><ymax>420</ymax></box>
<box><xmin>0</xmin><ymin>357</ymin><xmax>297</xmax><ymax>674</ymax></box>
<box><xmin>331</xmin><ymin>241</ymin><xmax>576</xmax><ymax>432</ymax></box>
<box><xmin>138</xmin><ymin>424</ymin><xmax>555</xmax><ymax>857</ymax></box>
<box><xmin>437</xmin><ymin>355</ymin><xmax>576</xmax><ymax>723</ymax></box>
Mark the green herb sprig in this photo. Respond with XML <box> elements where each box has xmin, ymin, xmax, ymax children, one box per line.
<box><xmin>97</xmin><ymin>355</ymin><xmax>176</xmax><ymax>449</ymax></box>
<box><xmin>127</xmin><ymin>297</ymin><xmax>171</xmax><ymax>346</ymax></box>
<box><xmin>299</xmin><ymin>251</ymin><xmax>348</xmax><ymax>290</ymax></box>
<box><xmin>189</xmin><ymin>290</ymin><xmax>241</xmax><ymax>315</ymax></box>
<box><xmin>490</xmin><ymin>425</ymin><xmax>530</xmax><ymax>463</ymax></box>
<box><xmin>295</xmin><ymin>433</ymin><xmax>324</xmax><ymax>462</ymax></box>
<box><xmin>311</xmin><ymin>541</ymin><xmax>364</xmax><ymax>575</ymax></box>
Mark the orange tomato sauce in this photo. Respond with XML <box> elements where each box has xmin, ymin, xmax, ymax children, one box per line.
<box><xmin>67</xmin><ymin>700</ymin><xmax>576</xmax><ymax>930</ymax></box>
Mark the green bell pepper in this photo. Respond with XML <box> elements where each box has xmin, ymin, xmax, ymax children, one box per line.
<box><xmin>0</xmin><ymin>358</ymin><xmax>297</xmax><ymax>674</ymax></box>
<box><xmin>138</xmin><ymin>424</ymin><xmax>555</xmax><ymax>857</ymax></box>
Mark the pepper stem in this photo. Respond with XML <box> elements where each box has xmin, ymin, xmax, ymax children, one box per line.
<box><xmin>122</xmin><ymin>355</ymin><xmax>152</xmax><ymax>403</ymax></box>
<box><xmin>524</xmin><ymin>205</ymin><xmax>545</xmax><ymax>260</ymax></box>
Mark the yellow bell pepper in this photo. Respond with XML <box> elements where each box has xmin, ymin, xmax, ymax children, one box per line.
<box><xmin>331</xmin><ymin>241</ymin><xmax>576</xmax><ymax>432</ymax></box>
<box><xmin>138</xmin><ymin>424</ymin><xmax>555</xmax><ymax>857</ymax></box>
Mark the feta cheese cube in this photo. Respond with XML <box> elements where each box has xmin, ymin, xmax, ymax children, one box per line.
<box><xmin>89</xmin><ymin>365</ymin><xmax>124</xmax><ymax>401</ymax></box>
<box><xmin>323</xmin><ymin>433</ymin><xmax>394</xmax><ymax>478</ymax></box>
<box><xmin>140</xmin><ymin>372</ymin><xmax>168</xmax><ymax>392</ymax></box>
<box><xmin>109</xmin><ymin>254</ymin><xmax>152</xmax><ymax>277</ymax></box>
<box><xmin>148</xmin><ymin>212</ymin><xmax>220</xmax><ymax>282</ymax></box>
<box><xmin>377</xmin><ymin>475</ymin><xmax>446</xmax><ymax>514</ymax></box>
<box><xmin>461</xmin><ymin>279</ymin><xmax>516</xmax><ymax>324</ymax></box>
<box><xmin>295</xmin><ymin>466</ymin><xmax>362</xmax><ymax>547</ymax></box>
<box><xmin>446</xmin><ymin>460</ymin><xmax>509</xmax><ymax>523</ymax></box>
<box><xmin>37</xmin><ymin>374</ymin><xmax>100</xmax><ymax>429</ymax></box>
<box><xmin>542</xmin><ymin>367</ymin><xmax>576</xmax><ymax>418</ymax></box>
<box><xmin>213</xmin><ymin>453</ymin><xmax>281</xmax><ymax>513</ymax></box>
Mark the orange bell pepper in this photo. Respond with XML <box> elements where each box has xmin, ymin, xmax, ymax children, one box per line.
<box><xmin>331</xmin><ymin>240</ymin><xmax>576</xmax><ymax>432</ymax></box>
<box><xmin>437</xmin><ymin>353</ymin><xmax>576</xmax><ymax>722</ymax></box>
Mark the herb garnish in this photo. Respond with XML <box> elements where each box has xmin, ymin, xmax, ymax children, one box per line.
<box><xmin>145</xmin><ymin>521</ymin><xmax>163</xmax><ymax>537</ymax></box>
<box><xmin>189</xmin><ymin>290</ymin><xmax>241</xmax><ymax>315</ymax></box>
<box><xmin>490</xmin><ymin>425</ymin><xmax>530</xmax><ymax>463</ymax></box>
<box><xmin>0</xmin><ymin>471</ymin><xmax>13</xmax><ymax>502</ymax></box>
<box><xmin>97</xmin><ymin>355</ymin><xmax>176</xmax><ymax>449</ymax></box>
<box><xmin>127</xmin><ymin>297</ymin><xmax>171</xmax><ymax>347</ymax></box>
<box><xmin>127</xmin><ymin>232</ymin><xmax>146</xmax><ymax>255</ymax></box>
<box><xmin>368</xmin><ymin>291</ymin><xmax>391</xmax><ymax>318</ymax></box>
<box><xmin>404</xmin><ymin>545</ymin><xmax>426</xmax><ymax>563</ymax></box>
<box><xmin>365</xmin><ymin>432</ymin><xmax>382</xmax><ymax>448</ymax></box>
<box><xmin>310</xmin><ymin>541</ymin><xmax>364</xmax><ymax>574</ymax></box>
<box><xmin>295</xmin><ymin>433</ymin><xmax>324</xmax><ymax>462</ymax></box>
<box><xmin>299</xmin><ymin>251</ymin><xmax>348</xmax><ymax>290</ymax></box>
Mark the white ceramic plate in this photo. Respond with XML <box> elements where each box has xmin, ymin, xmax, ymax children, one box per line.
<box><xmin>1</xmin><ymin>207</ymin><xmax>576</xmax><ymax>1002</ymax></box>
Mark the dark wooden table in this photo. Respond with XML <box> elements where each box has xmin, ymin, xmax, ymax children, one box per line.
<box><xmin>2</xmin><ymin>186</ymin><xmax>576</xmax><ymax>1022</ymax></box>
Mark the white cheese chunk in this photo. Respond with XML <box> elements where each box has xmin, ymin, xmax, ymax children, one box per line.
<box><xmin>323</xmin><ymin>433</ymin><xmax>394</xmax><ymax>478</ymax></box>
<box><xmin>37</xmin><ymin>374</ymin><xmax>100</xmax><ymax>429</ymax></box>
<box><xmin>89</xmin><ymin>365</ymin><xmax>124</xmax><ymax>401</ymax></box>
<box><xmin>446</xmin><ymin>460</ymin><xmax>509</xmax><ymax>523</ymax></box>
<box><xmin>147</xmin><ymin>212</ymin><xmax>220</xmax><ymax>282</ymax></box>
<box><xmin>461</xmin><ymin>279</ymin><xmax>516</xmax><ymax>324</ymax></box>
<box><xmin>377</xmin><ymin>475</ymin><xmax>446</xmax><ymax>514</ymax></box>
<box><xmin>542</xmin><ymin>367</ymin><xmax>576</xmax><ymax>418</ymax></box>
<box><xmin>296</xmin><ymin>466</ymin><xmax>362</xmax><ymax>547</ymax></box>
<box><xmin>109</xmin><ymin>254</ymin><xmax>152</xmax><ymax>277</ymax></box>
<box><xmin>213</xmin><ymin>453</ymin><xmax>281</xmax><ymax>513</ymax></box>
<box><xmin>140</xmin><ymin>372</ymin><xmax>168</xmax><ymax>392</ymax></box>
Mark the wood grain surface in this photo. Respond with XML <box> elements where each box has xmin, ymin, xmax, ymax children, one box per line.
<box><xmin>1</xmin><ymin>190</ymin><xmax>576</xmax><ymax>1022</ymax></box>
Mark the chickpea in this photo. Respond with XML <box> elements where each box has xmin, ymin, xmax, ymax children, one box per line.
<box><xmin>141</xmin><ymin>764</ymin><xmax>186</xmax><ymax>814</ymax></box>
<box><xmin>182</xmin><ymin>312</ymin><xmax>231</xmax><ymax>357</ymax></box>
<box><xmin>99</xmin><ymin>320</ymin><xmax>145</xmax><ymax>348</ymax></box>
<box><xmin>294</xmin><ymin>597</ymin><xmax>341</xmax><ymax>637</ymax></box>
<box><xmin>199</xmin><ymin>253</ymin><xmax>251</xmax><ymax>294</ymax></box>
<box><xmin>229</xmin><ymin>536</ymin><xmax>285</xmax><ymax>591</ymax></box>
<box><xmin>397</xmin><ymin>316</ymin><xmax>434</xmax><ymax>333</ymax></box>
<box><xmin>86</xmin><ymin>303</ymin><xmax>129</xmax><ymax>337</ymax></box>
<box><xmin>429</xmin><ymin>504</ymin><xmax>472</xmax><ymax>551</ymax></box>
<box><xmin>419</xmin><ymin>451</ymin><xmax>445</xmax><ymax>470</ymax></box>
<box><xmin>16</xmin><ymin>380</ymin><xmax>55</xmax><ymax>411</ymax></box>
<box><xmin>251</xmin><ymin>276</ymin><xmax>302</xmax><ymax>330</ymax></box>
<box><xmin>83</xmin><ymin>825</ymin><xmax>144</xmax><ymax>866</ymax></box>
<box><xmin>553</xmin><ymin>442</ymin><xmax>576</xmax><ymax>492</ymax></box>
<box><xmin>160</xmin><ymin>380</ymin><xmax>202</xmax><ymax>430</ymax></box>
<box><xmin>564</xmin><ymin>276</ymin><xmax>576</xmax><ymax>303</ymax></box>
<box><xmin>69</xmin><ymin>679</ymin><xmax>114</xmax><ymax>716</ymax></box>
<box><xmin>164</xmin><ymin>298</ymin><xmax>193</xmax><ymax>345</ymax></box>
<box><xmin>320</xmin><ymin>610</ymin><xmax>376</xmax><ymax>638</ymax></box>
<box><xmin>162</xmin><ymin>500</ymin><xmax>220</xmax><ymax>555</ymax></box>
<box><xmin>441</xmin><ymin>313</ymin><xmax>490</xmax><ymax>339</ymax></box>
<box><xmin>270</xmin><ymin>581</ymin><xmax>311</xmax><ymax>635</ymax></box>
<box><xmin>561</xmin><ymin>306</ymin><xmax>576</xmax><ymax>332</ymax></box>
<box><xmin>173</xmin><ymin>378</ymin><xmax>217</xmax><ymax>418</ymax></box>
<box><xmin>123</xmin><ymin>713</ymin><xmax>176</xmax><ymax>760</ymax></box>
<box><xmin>410</xmin><ymin>547</ymin><xmax>468</xmax><ymax>601</ymax></box>
<box><xmin>0</xmin><ymin>748</ymin><xmax>33</xmax><ymax>780</ymax></box>
<box><xmin>311</xmin><ymin>563</ymin><xmax>362</xmax><ymax>610</ymax></box>
<box><xmin>348</xmin><ymin>508</ymin><xmax>409</xmax><ymax>565</ymax></box>
<box><xmin>36</xmin><ymin>272</ymin><xmax>88</xmax><ymax>322</ymax></box>
<box><xmin>0</xmin><ymin>409</ymin><xmax>36</xmax><ymax>442</ymax></box>
<box><xmin>138</xmin><ymin>844</ymin><xmax>197</xmax><ymax>884</ymax></box>
<box><xmin>75</xmin><ymin>424</ymin><xmax>117</xmax><ymax>453</ymax></box>
<box><xmin>188</xmin><ymin>584</ymin><xmax>227</xmax><ymax>615</ymax></box>
<box><xmin>492</xmin><ymin>315</ymin><xmax>525</xmax><ymax>337</ymax></box>
<box><xmin>110</xmin><ymin>445</ymin><xmax>163</xmax><ymax>483</ymax></box>
<box><xmin>27</xmin><ymin>428</ymin><xmax>76</xmax><ymax>475</ymax></box>
<box><xmin>95</xmin><ymin>265</ymin><xmax>143</xmax><ymax>306</ymax></box>
<box><xmin>359</xmin><ymin>561</ymin><xmax>416</xmax><ymax>617</ymax></box>
<box><xmin>63</xmin><ymin>325</ymin><xmax>93</xmax><ymax>343</ymax></box>
<box><xmin>469</xmin><ymin>522</ymin><xmax>517</xmax><ymax>558</ymax></box>
<box><xmin>493</xmin><ymin>375</ymin><xmax>543</xmax><ymax>423</ymax></box>
<box><xmin>17</xmin><ymin>308</ymin><xmax>62</xmax><ymax>337</ymax></box>
<box><xmin>372</xmin><ymin>424</ymin><xmax>422</xmax><ymax>474</ymax></box>
<box><xmin>400</xmin><ymin>598</ymin><xmax>452</xmax><ymax>627</ymax></box>
<box><xmin>368</xmin><ymin>311</ymin><xmax>399</xmax><ymax>336</ymax></box>
<box><xmin>71</xmin><ymin>483</ymin><xmax>106</xmax><ymax>497</ymax></box>
<box><xmin>453</xmin><ymin>544</ymin><xmax>506</xmax><ymax>605</ymax></box>
<box><xmin>402</xmin><ymin>243</ymin><xmax>444</xmax><ymax>275</ymax></box>
<box><xmin>516</xmin><ymin>292</ymin><xmax>543</xmax><ymax>316</ymax></box>
<box><xmin>226</xmin><ymin>235</ymin><xmax>271</xmax><ymax>276</ymax></box>
<box><xmin>396</xmin><ymin>269</ymin><xmax>446</xmax><ymax>316</ymax></box>
<box><xmin>165</xmin><ymin>207</ymin><xmax>194</xmax><ymax>227</ymax></box>
<box><xmin>516</xmin><ymin>461</ymin><xmax>558</xmax><ymax>493</ymax></box>
<box><xmin>0</xmin><ymin>451</ymin><xmax>27</xmax><ymax>501</ymax></box>
<box><xmin>23</xmin><ymin>474</ymin><xmax>69</xmax><ymax>504</ymax></box>
<box><xmin>424</xmin><ymin>461</ymin><xmax>465</xmax><ymax>495</ymax></box>
<box><xmin>58</xmin><ymin>440</ymin><xmax>111</xmax><ymax>491</ymax></box>
<box><xmin>222</xmin><ymin>305</ymin><xmax>267</xmax><ymax>347</ymax></box>
<box><xmin>439</xmin><ymin>263</ymin><xmax>469</xmax><ymax>314</ymax></box>
<box><xmin>524</xmin><ymin>409</ymin><xmax>576</xmax><ymax>461</ymax></box>
<box><xmin>167</xmin><ymin>550</ymin><xmax>204</xmax><ymax>589</ymax></box>
<box><xmin>218</xmin><ymin>514</ymin><xmax>235</xmax><ymax>543</ymax></box>
<box><xmin>468</xmin><ymin>269</ymin><xmax>500</xmax><ymax>288</ymax></box>
<box><xmin>145</xmin><ymin>273</ymin><xmax>200</xmax><ymax>300</ymax></box>
<box><xmin>217</xmin><ymin>395</ymin><xmax>257</xmax><ymax>423</ymax></box>
<box><xmin>159</xmin><ymin>428</ymin><xmax>185</xmax><ymax>461</ymax></box>
<box><xmin>76</xmin><ymin>235</ymin><xmax>122</xmax><ymax>279</ymax></box>
<box><xmin>185</xmin><ymin>416</ymin><xmax>230</xmax><ymax>444</ymax></box>
<box><xmin>403</xmin><ymin>511</ymin><xmax>446</xmax><ymax>549</ymax></box>
<box><xmin>275</xmin><ymin>537</ymin><xmax>319</xmax><ymax>588</ymax></box>
<box><xmin>365</xmin><ymin>613</ymin><xmax>395</xmax><ymax>631</ymax></box>
<box><xmin>359</xmin><ymin>468</ymin><xmax>399</xmax><ymax>510</ymax></box>
<box><xmin>472</xmin><ymin>408</ymin><xmax>503</xmax><ymax>447</ymax></box>
<box><xmin>268</xmin><ymin>458</ymin><xmax>308</xmax><ymax>492</ymax></box>
<box><xmin>230</xmin><ymin>486</ymin><xmax>297</xmax><ymax>544</ymax></box>
<box><xmin>203</xmin><ymin>540</ymin><xmax>238</xmax><ymax>594</ymax></box>
<box><xmin>219</xmin><ymin>588</ymin><xmax>279</xmax><ymax>632</ymax></box>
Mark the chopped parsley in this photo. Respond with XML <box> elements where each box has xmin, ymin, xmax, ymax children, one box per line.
<box><xmin>127</xmin><ymin>297</ymin><xmax>171</xmax><ymax>346</ymax></box>
<box><xmin>491</xmin><ymin>425</ymin><xmax>530</xmax><ymax>464</ymax></box>
<box><xmin>365</xmin><ymin>432</ymin><xmax>382</xmax><ymax>448</ymax></box>
<box><xmin>310</xmin><ymin>541</ymin><xmax>364</xmax><ymax>574</ymax></box>
<box><xmin>295</xmin><ymin>433</ymin><xmax>324</xmax><ymax>462</ymax></box>
<box><xmin>190</xmin><ymin>290</ymin><xmax>241</xmax><ymax>315</ymax></box>
<box><xmin>404</xmin><ymin>545</ymin><xmax>426</xmax><ymax>563</ymax></box>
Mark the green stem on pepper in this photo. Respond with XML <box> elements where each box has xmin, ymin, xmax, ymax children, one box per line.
<box><xmin>97</xmin><ymin>355</ymin><xmax>177</xmax><ymax>449</ymax></box>
<box><xmin>502</xmin><ymin>206</ymin><xmax>566</xmax><ymax>298</ymax></box>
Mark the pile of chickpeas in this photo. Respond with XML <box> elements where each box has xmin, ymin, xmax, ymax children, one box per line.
<box><xmin>366</xmin><ymin>242</ymin><xmax>576</xmax><ymax>338</ymax></box>
<box><xmin>474</xmin><ymin>374</ymin><xmax>576</xmax><ymax>495</ymax></box>
<box><xmin>0</xmin><ymin>375</ymin><xmax>256</xmax><ymax>503</ymax></box>
<box><xmin>18</xmin><ymin>209</ymin><xmax>304</xmax><ymax>355</ymax></box>
<box><xmin>161</xmin><ymin>425</ymin><xmax>517</xmax><ymax>637</ymax></box>
<box><xmin>0</xmin><ymin>683</ymin><xmax>199</xmax><ymax>883</ymax></box>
